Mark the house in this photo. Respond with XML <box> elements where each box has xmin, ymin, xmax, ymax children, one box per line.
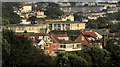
<box><xmin>84</xmin><ymin>29</ymin><xmax>109</xmax><ymax>46</ymax></box>
<box><xmin>18</xmin><ymin>33</ymin><xmax>49</xmax><ymax>45</ymax></box>
<box><xmin>50</xmin><ymin>32</ymin><xmax>82</xmax><ymax>54</ymax></box>
<box><xmin>20</xmin><ymin>19</ymin><xmax>31</xmax><ymax>24</ymax></box>
<box><xmin>46</xmin><ymin>13</ymin><xmax>74</xmax><ymax>21</ymax></box>
<box><xmin>60</xmin><ymin>13</ymin><xmax>74</xmax><ymax>21</ymax></box>
<box><xmin>88</xmin><ymin>15</ymin><xmax>98</xmax><ymax>20</ymax></box>
<box><xmin>47</xmin><ymin>21</ymin><xmax>86</xmax><ymax>33</ymax></box>
<box><xmin>18</xmin><ymin>33</ymin><xmax>57</xmax><ymax>55</ymax></box>
<box><xmin>60</xmin><ymin>6</ymin><xmax>105</xmax><ymax>13</ymax></box>
<box><xmin>18</xmin><ymin>32</ymin><xmax>82</xmax><ymax>55</ymax></box>
<box><xmin>34</xmin><ymin>11</ymin><xmax>47</xmax><ymax>18</ymax></box>
<box><xmin>58</xmin><ymin>2</ymin><xmax>71</xmax><ymax>7</ymax></box>
<box><xmin>74</xmin><ymin>29</ymin><xmax>102</xmax><ymax>48</ymax></box>
<box><xmin>4</xmin><ymin>24</ymin><xmax>47</xmax><ymax>33</ymax></box>
<box><xmin>20</xmin><ymin>4</ymin><xmax>32</xmax><ymax>13</ymax></box>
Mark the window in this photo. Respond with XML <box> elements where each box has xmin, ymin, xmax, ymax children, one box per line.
<box><xmin>18</xmin><ymin>28</ymin><xmax>20</xmax><ymax>30</ymax></box>
<box><xmin>77</xmin><ymin>44</ymin><xmax>81</xmax><ymax>48</ymax></box>
<box><xmin>82</xmin><ymin>36</ymin><xmax>84</xmax><ymax>41</ymax></box>
<box><xmin>63</xmin><ymin>45</ymin><xmax>66</xmax><ymax>48</ymax></box>
<box><xmin>22</xmin><ymin>28</ymin><xmax>24</xmax><ymax>30</ymax></box>
<box><xmin>45</xmin><ymin>45</ymin><xmax>49</xmax><ymax>47</ymax></box>
<box><xmin>60</xmin><ymin>45</ymin><xmax>62</xmax><ymax>48</ymax></box>
<box><xmin>60</xmin><ymin>45</ymin><xmax>66</xmax><ymax>48</ymax></box>
<box><xmin>46</xmin><ymin>50</ymin><xmax>49</xmax><ymax>54</ymax></box>
<box><xmin>67</xmin><ymin>45</ymin><xmax>72</xmax><ymax>48</ymax></box>
<box><xmin>29</xmin><ymin>28</ymin><xmax>31</xmax><ymax>30</ymax></box>
<box><xmin>53</xmin><ymin>45</ymin><xmax>56</xmax><ymax>48</ymax></box>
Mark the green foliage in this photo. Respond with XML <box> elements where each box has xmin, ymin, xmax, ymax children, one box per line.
<box><xmin>27</xmin><ymin>16</ymin><xmax>37</xmax><ymax>24</ymax></box>
<box><xmin>55</xmin><ymin>45</ymin><xmax>112</xmax><ymax>67</ymax></box>
<box><xmin>1</xmin><ymin>18</ymin><xmax>10</xmax><ymax>25</ymax></box>
<box><xmin>105</xmin><ymin>39</ymin><xmax>120</xmax><ymax>66</ymax></box>
<box><xmin>2</xmin><ymin>2</ymin><xmax>21</xmax><ymax>25</ymax></box>
<box><xmin>2</xmin><ymin>29</ymin><xmax>54</xmax><ymax>66</ymax></box>
<box><xmin>56</xmin><ymin>53</ymin><xmax>88</xmax><ymax>67</ymax></box>
<box><xmin>74</xmin><ymin>12</ymin><xmax>87</xmax><ymax>21</ymax></box>
<box><xmin>23</xmin><ymin>30</ymin><xmax>27</xmax><ymax>33</ymax></box>
<box><xmin>86</xmin><ymin>11</ymin><xmax>120</xmax><ymax>33</ymax></box>
<box><xmin>83</xmin><ymin>45</ymin><xmax>111</xmax><ymax>66</ymax></box>
<box><xmin>44</xmin><ymin>2</ymin><xmax>64</xmax><ymax>19</ymax></box>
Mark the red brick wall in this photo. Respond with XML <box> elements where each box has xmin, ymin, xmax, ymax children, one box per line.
<box><xmin>44</xmin><ymin>43</ymin><xmax>59</xmax><ymax>54</ymax></box>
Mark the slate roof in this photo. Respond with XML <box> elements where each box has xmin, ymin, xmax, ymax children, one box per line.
<box><xmin>84</xmin><ymin>29</ymin><xmax>109</xmax><ymax>35</ymax></box>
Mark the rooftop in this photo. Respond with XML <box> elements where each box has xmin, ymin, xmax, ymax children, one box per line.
<box><xmin>4</xmin><ymin>24</ymin><xmax>45</xmax><ymax>27</ymax></box>
<box><xmin>48</xmin><ymin>21</ymin><xmax>86</xmax><ymax>24</ymax></box>
<box><xmin>50</xmin><ymin>33</ymin><xmax>73</xmax><ymax>43</ymax></box>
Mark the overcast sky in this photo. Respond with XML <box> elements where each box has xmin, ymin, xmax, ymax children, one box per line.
<box><xmin>0</xmin><ymin>0</ymin><xmax>119</xmax><ymax>2</ymax></box>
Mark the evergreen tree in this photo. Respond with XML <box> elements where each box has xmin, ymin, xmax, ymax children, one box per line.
<box><xmin>2</xmin><ymin>2</ymin><xmax>21</xmax><ymax>25</ymax></box>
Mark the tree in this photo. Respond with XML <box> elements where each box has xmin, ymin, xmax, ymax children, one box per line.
<box><xmin>2</xmin><ymin>18</ymin><xmax>10</xmax><ymax>25</ymax></box>
<box><xmin>23</xmin><ymin>30</ymin><xmax>27</xmax><ymax>33</ymax></box>
<box><xmin>65</xmin><ymin>45</ymin><xmax>112</xmax><ymax>67</ymax></box>
<box><xmin>27</xmin><ymin>16</ymin><xmax>37</xmax><ymax>24</ymax></box>
<box><xmin>2</xmin><ymin>2</ymin><xmax>21</xmax><ymax>24</ymax></box>
<box><xmin>55</xmin><ymin>53</ymin><xmax>88</xmax><ymax>67</ymax></box>
<box><xmin>74</xmin><ymin>12</ymin><xmax>87</xmax><ymax>21</ymax></box>
<box><xmin>82</xmin><ymin>45</ymin><xmax>112</xmax><ymax>66</ymax></box>
<box><xmin>44</xmin><ymin>3</ymin><xmax>64</xmax><ymax>19</ymax></box>
<box><xmin>2</xmin><ymin>29</ymin><xmax>55</xmax><ymax>66</ymax></box>
<box><xmin>105</xmin><ymin>39</ymin><xmax>120</xmax><ymax>66</ymax></box>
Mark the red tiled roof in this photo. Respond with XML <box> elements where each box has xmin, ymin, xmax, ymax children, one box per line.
<box><xmin>50</xmin><ymin>33</ymin><xmax>73</xmax><ymax>43</ymax></box>
<box><xmin>18</xmin><ymin>33</ymin><xmax>48</xmax><ymax>43</ymax></box>
<box><xmin>74</xmin><ymin>32</ymin><xmax>97</xmax><ymax>44</ymax></box>
<box><xmin>83</xmin><ymin>32</ymin><xmax>97</xmax><ymax>37</ymax></box>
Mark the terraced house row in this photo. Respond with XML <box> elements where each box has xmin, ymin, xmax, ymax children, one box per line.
<box><xmin>3</xmin><ymin>21</ymin><xmax>86</xmax><ymax>33</ymax></box>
